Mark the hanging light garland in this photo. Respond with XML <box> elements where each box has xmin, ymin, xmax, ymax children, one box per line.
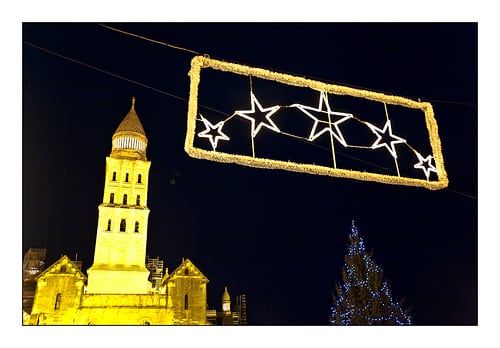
<box><xmin>185</xmin><ymin>55</ymin><xmax>448</xmax><ymax>190</ymax></box>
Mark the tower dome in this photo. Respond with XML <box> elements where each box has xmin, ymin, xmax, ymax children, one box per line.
<box><xmin>111</xmin><ymin>97</ymin><xmax>148</xmax><ymax>160</ymax></box>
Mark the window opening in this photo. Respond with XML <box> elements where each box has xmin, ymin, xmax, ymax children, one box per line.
<box><xmin>54</xmin><ymin>293</ymin><xmax>62</xmax><ymax>310</ymax></box>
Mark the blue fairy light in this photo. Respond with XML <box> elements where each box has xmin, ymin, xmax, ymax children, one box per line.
<box><xmin>330</xmin><ymin>221</ymin><xmax>412</xmax><ymax>325</ymax></box>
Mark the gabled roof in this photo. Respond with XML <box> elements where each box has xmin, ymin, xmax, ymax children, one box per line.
<box><xmin>114</xmin><ymin>97</ymin><xmax>147</xmax><ymax>137</ymax></box>
<box><xmin>167</xmin><ymin>258</ymin><xmax>209</xmax><ymax>282</ymax></box>
<box><xmin>35</xmin><ymin>255</ymin><xmax>87</xmax><ymax>281</ymax></box>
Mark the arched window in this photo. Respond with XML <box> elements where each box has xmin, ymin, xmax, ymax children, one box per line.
<box><xmin>138</xmin><ymin>174</ymin><xmax>142</xmax><ymax>183</ymax></box>
<box><xmin>110</xmin><ymin>193</ymin><xmax>114</xmax><ymax>204</ymax></box>
<box><xmin>120</xmin><ymin>219</ymin><xmax>126</xmax><ymax>232</ymax></box>
<box><xmin>184</xmin><ymin>294</ymin><xmax>189</xmax><ymax>310</ymax></box>
<box><xmin>125</xmin><ymin>173</ymin><xmax>129</xmax><ymax>182</ymax></box>
<box><xmin>123</xmin><ymin>194</ymin><xmax>127</xmax><ymax>205</ymax></box>
<box><xmin>60</xmin><ymin>265</ymin><xmax>66</xmax><ymax>273</ymax></box>
<box><xmin>106</xmin><ymin>219</ymin><xmax>111</xmax><ymax>231</ymax></box>
<box><xmin>136</xmin><ymin>195</ymin><xmax>141</xmax><ymax>206</ymax></box>
<box><xmin>134</xmin><ymin>221</ymin><xmax>139</xmax><ymax>233</ymax></box>
<box><xmin>185</xmin><ymin>268</ymin><xmax>189</xmax><ymax>276</ymax></box>
<box><xmin>112</xmin><ymin>172</ymin><xmax>116</xmax><ymax>181</ymax></box>
<box><xmin>54</xmin><ymin>293</ymin><xmax>62</xmax><ymax>310</ymax></box>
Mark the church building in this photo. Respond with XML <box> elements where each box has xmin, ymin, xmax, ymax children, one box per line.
<box><xmin>25</xmin><ymin>98</ymin><xmax>245</xmax><ymax>325</ymax></box>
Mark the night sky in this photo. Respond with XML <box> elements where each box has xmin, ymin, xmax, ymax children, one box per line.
<box><xmin>22</xmin><ymin>22</ymin><xmax>478</xmax><ymax>327</ymax></box>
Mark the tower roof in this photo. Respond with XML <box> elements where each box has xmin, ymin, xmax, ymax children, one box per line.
<box><xmin>114</xmin><ymin>97</ymin><xmax>147</xmax><ymax>137</ymax></box>
<box><xmin>111</xmin><ymin>97</ymin><xmax>148</xmax><ymax>160</ymax></box>
<box><xmin>222</xmin><ymin>286</ymin><xmax>230</xmax><ymax>302</ymax></box>
<box><xmin>164</xmin><ymin>258</ymin><xmax>209</xmax><ymax>283</ymax></box>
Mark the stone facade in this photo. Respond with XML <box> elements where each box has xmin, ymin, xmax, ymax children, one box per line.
<box><xmin>164</xmin><ymin>258</ymin><xmax>209</xmax><ymax>325</ymax></box>
<box><xmin>25</xmin><ymin>99</ymin><xmax>212</xmax><ymax>325</ymax></box>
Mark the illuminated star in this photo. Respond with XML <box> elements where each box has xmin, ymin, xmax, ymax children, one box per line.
<box><xmin>413</xmin><ymin>152</ymin><xmax>437</xmax><ymax>180</ymax></box>
<box><xmin>197</xmin><ymin>114</ymin><xmax>230</xmax><ymax>151</ymax></box>
<box><xmin>366</xmin><ymin>120</ymin><xmax>406</xmax><ymax>159</ymax></box>
<box><xmin>235</xmin><ymin>92</ymin><xmax>281</xmax><ymax>138</ymax></box>
<box><xmin>292</xmin><ymin>91</ymin><xmax>353</xmax><ymax>147</ymax></box>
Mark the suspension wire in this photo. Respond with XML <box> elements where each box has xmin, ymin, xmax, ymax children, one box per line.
<box><xmin>99</xmin><ymin>23</ymin><xmax>478</xmax><ymax>107</ymax></box>
<box><xmin>24</xmin><ymin>39</ymin><xmax>477</xmax><ymax>200</ymax></box>
<box><xmin>445</xmin><ymin>188</ymin><xmax>477</xmax><ymax>200</ymax></box>
<box><xmin>99</xmin><ymin>24</ymin><xmax>201</xmax><ymax>55</ymax></box>
<box><xmin>23</xmin><ymin>41</ymin><xmax>226</xmax><ymax>117</ymax></box>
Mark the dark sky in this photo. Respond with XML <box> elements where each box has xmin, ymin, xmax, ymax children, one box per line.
<box><xmin>22</xmin><ymin>22</ymin><xmax>477</xmax><ymax>326</ymax></box>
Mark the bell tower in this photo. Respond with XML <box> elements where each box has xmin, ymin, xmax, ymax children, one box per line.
<box><xmin>87</xmin><ymin>98</ymin><xmax>152</xmax><ymax>294</ymax></box>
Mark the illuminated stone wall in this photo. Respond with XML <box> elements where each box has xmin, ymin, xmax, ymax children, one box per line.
<box><xmin>167</xmin><ymin>259</ymin><xmax>209</xmax><ymax>325</ymax></box>
<box><xmin>76</xmin><ymin>293</ymin><xmax>173</xmax><ymax>325</ymax></box>
<box><xmin>74</xmin><ymin>306</ymin><xmax>173</xmax><ymax>325</ymax></box>
<box><xmin>29</xmin><ymin>256</ymin><xmax>86</xmax><ymax>324</ymax></box>
<box><xmin>87</xmin><ymin>139</ymin><xmax>152</xmax><ymax>294</ymax></box>
<box><xmin>30</xmin><ymin>293</ymin><xmax>174</xmax><ymax>325</ymax></box>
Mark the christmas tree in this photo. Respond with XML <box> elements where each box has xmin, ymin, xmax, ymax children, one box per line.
<box><xmin>330</xmin><ymin>221</ymin><xmax>412</xmax><ymax>325</ymax></box>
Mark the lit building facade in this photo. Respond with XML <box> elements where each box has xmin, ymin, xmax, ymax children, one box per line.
<box><xmin>86</xmin><ymin>96</ymin><xmax>152</xmax><ymax>295</ymax></box>
<box><xmin>25</xmin><ymin>98</ymin><xmax>245</xmax><ymax>325</ymax></box>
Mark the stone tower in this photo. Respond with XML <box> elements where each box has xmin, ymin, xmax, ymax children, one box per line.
<box><xmin>86</xmin><ymin>97</ymin><xmax>152</xmax><ymax>294</ymax></box>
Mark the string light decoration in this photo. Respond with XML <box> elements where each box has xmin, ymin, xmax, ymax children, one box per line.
<box><xmin>197</xmin><ymin>114</ymin><xmax>230</xmax><ymax>151</ymax></box>
<box><xmin>329</xmin><ymin>221</ymin><xmax>412</xmax><ymax>325</ymax></box>
<box><xmin>185</xmin><ymin>55</ymin><xmax>448</xmax><ymax>190</ymax></box>
<box><xmin>365</xmin><ymin>120</ymin><xmax>407</xmax><ymax>159</ymax></box>
<box><xmin>235</xmin><ymin>91</ymin><xmax>281</xmax><ymax>138</ymax></box>
<box><xmin>291</xmin><ymin>91</ymin><xmax>353</xmax><ymax>145</ymax></box>
<box><xmin>413</xmin><ymin>152</ymin><xmax>438</xmax><ymax>180</ymax></box>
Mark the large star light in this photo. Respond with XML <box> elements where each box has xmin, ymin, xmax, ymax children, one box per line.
<box><xmin>197</xmin><ymin>114</ymin><xmax>230</xmax><ymax>151</ymax></box>
<box><xmin>292</xmin><ymin>91</ymin><xmax>353</xmax><ymax>147</ymax></box>
<box><xmin>366</xmin><ymin>120</ymin><xmax>406</xmax><ymax>159</ymax></box>
<box><xmin>234</xmin><ymin>92</ymin><xmax>281</xmax><ymax>138</ymax></box>
<box><xmin>413</xmin><ymin>152</ymin><xmax>437</xmax><ymax>180</ymax></box>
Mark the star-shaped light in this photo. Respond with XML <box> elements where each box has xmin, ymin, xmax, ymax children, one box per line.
<box><xmin>366</xmin><ymin>120</ymin><xmax>406</xmax><ymax>159</ymax></box>
<box><xmin>413</xmin><ymin>152</ymin><xmax>437</xmax><ymax>180</ymax></box>
<box><xmin>292</xmin><ymin>91</ymin><xmax>353</xmax><ymax>147</ymax></box>
<box><xmin>197</xmin><ymin>114</ymin><xmax>230</xmax><ymax>151</ymax></box>
<box><xmin>234</xmin><ymin>92</ymin><xmax>281</xmax><ymax>138</ymax></box>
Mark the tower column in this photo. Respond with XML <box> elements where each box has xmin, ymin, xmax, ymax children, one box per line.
<box><xmin>87</xmin><ymin>98</ymin><xmax>152</xmax><ymax>294</ymax></box>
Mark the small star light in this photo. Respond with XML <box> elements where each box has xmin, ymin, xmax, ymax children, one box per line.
<box><xmin>234</xmin><ymin>91</ymin><xmax>281</xmax><ymax>138</ymax></box>
<box><xmin>292</xmin><ymin>91</ymin><xmax>353</xmax><ymax>146</ymax></box>
<box><xmin>413</xmin><ymin>152</ymin><xmax>438</xmax><ymax>180</ymax></box>
<box><xmin>197</xmin><ymin>114</ymin><xmax>230</xmax><ymax>151</ymax></box>
<box><xmin>366</xmin><ymin>120</ymin><xmax>406</xmax><ymax>159</ymax></box>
